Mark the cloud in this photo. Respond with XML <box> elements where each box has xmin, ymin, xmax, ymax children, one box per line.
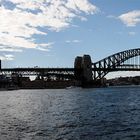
<box><xmin>65</xmin><ymin>40</ymin><xmax>82</xmax><ymax>43</ymax></box>
<box><xmin>66</xmin><ymin>0</ymin><xmax>98</xmax><ymax>14</ymax></box>
<box><xmin>118</xmin><ymin>10</ymin><xmax>140</xmax><ymax>27</ymax></box>
<box><xmin>0</xmin><ymin>0</ymin><xmax>98</xmax><ymax>54</ymax></box>
<box><xmin>0</xmin><ymin>54</ymin><xmax>14</xmax><ymax>61</ymax></box>
<box><xmin>0</xmin><ymin>45</ymin><xmax>23</xmax><ymax>52</ymax></box>
<box><xmin>107</xmin><ymin>15</ymin><xmax>117</xmax><ymax>19</ymax></box>
<box><xmin>128</xmin><ymin>32</ymin><xmax>136</xmax><ymax>36</ymax></box>
<box><xmin>36</xmin><ymin>42</ymin><xmax>54</xmax><ymax>51</ymax></box>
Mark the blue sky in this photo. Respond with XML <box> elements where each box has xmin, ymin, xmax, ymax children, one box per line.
<box><xmin>0</xmin><ymin>0</ymin><xmax>140</xmax><ymax>76</ymax></box>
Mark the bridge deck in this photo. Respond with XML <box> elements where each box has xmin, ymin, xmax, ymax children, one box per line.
<box><xmin>0</xmin><ymin>68</ymin><xmax>74</xmax><ymax>72</ymax></box>
<box><xmin>1</xmin><ymin>67</ymin><xmax>140</xmax><ymax>73</ymax></box>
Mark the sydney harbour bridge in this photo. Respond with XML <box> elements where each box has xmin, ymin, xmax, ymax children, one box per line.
<box><xmin>1</xmin><ymin>48</ymin><xmax>140</xmax><ymax>83</ymax></box>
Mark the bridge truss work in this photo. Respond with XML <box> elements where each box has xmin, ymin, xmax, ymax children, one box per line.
<box><xmin>0</xmin><ymin>68</ymin><xmax>75</xmax><ymax>80</ymax></box>
<box><xmin>92</xmin><ymin>48</ymin><xmax>140</xmax><ymax>80</ymax></box>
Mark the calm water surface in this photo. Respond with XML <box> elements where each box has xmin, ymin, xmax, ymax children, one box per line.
<box><xmin>0</xmin><ymin>86</ymin><xmax>140</xmax><ymax>140</ymax></box>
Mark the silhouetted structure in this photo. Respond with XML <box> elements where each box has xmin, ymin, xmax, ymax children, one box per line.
<box><xmin>107</xmin><ymin>76</ymin><xmax>140</xmax><ymax>86</ymax></box>
<box><xmin>1</xmin><ymin>48</ymin><xmax>140</xmax><ymax>88</ymax></box>
<box><xmin>74</xmin><ymin>55</ymin><xmax>92</xmax><ymax>81</ymax></box>
<box><xmin>92</xmin><ymin>48</ymin><xmax>140</xmax><ymax>80</ymax></box>
<box><xmin>74</xmin><ymin>56</ymin><xmax>82</xmax><ymax>80</ymax></box>
<box><xmin>0</xmin><ymin>60</ymin><xmax>1</xmax><ymax>70</ymax></box>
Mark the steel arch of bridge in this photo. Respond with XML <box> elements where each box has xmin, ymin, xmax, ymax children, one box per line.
<box><xmin>92</xmin><ymin>48</ymin><xmax>140</xmax><ymax>80</ymax></box>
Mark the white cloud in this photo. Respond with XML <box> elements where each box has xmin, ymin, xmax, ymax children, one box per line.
<box><xmin>73</xmin><ymin>40</ymin><xmax>81</xmax><ymax>43</ymax></box>
<box><xmin>0</xmin><ymin>47</ymin><xmax>22</xmax><ymax>52</ymax></box>
<box><xmin>107</xmin><ymin>15</ymin><xmax>117</xmax><ymax>19</ymax></box>
<box><xmin>119</xmin><ymin>10</ymin><xmax>140</xmax><ymax>27</ymax></box>
<box><xmin>66</xmin><ymin>40</ymin><xmax>81</xmax><ymax>43</ymax></box>
<box><xmin>0</xmin><ymin>54</ymin><xmax>14</xmax><ymax>61</ymax></box>
<box><xmin>66</xmin><ymin>0</ymin><xmax>98</xmax><ymax>14</ymax></box>
<box><xmin>128</xmin><ymin>32</ymin><xmax>136</xmax><ymax>36</ymax></box>
<box><xmin>36</xmin><ymin>42</ymin><xmax>53</xmax><ymax>51</ymax></box>
<box><xmin>0</xmin><ymin>0</ymin><xmax>98</xmax><ymax>54</ymax></box>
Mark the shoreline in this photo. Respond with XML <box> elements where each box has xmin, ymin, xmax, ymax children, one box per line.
<box><xmin>1</xmin><ymin>84</ymin><xmax>140</xmax><ymax>91</ymax></box>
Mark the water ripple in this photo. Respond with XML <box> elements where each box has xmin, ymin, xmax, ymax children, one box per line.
<box><xmin>0</xmin><ymin>86</ymin><xmax>140</xmax><ymax>139</ymax></box>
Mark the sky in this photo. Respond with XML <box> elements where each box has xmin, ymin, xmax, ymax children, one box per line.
<box><xmin>0</xmin><ymin>0</ymin><xmax>140</xmax><ymax>78</ymax></box>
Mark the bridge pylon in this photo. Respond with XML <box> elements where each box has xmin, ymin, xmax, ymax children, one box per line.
<box><xmin>0</xmin><ymin>60</ymin><xmax>1</xmax><ymax>70</ymax></box>
<box><xmin>74</xmin><ymin>55</ymin><xmax>93</xmax><ymax>83</ymax></box>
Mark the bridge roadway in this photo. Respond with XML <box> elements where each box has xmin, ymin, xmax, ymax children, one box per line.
<box><xmin>0</xmin><ymin>68</ymin><xmax>74</xmax><ymax>73</ymax></box>
<box><xmin>1</xmin><ymin>66</ymin><xmax>140</xmax><ymax>75</ymax></box>
<box><xmin>0</xmin><ymin>68</ymin><xmax>75</xmax><ymax>78</ymax></box>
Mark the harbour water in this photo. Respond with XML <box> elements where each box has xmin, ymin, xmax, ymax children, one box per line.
<box><xmin>0</xmin><ymin>86</ymin><xmax>140</xmax><ymax>140</ymax></box>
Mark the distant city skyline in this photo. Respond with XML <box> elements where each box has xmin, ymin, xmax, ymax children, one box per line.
<box><xmin>0</xmin><ymin>0</ymin><xmax>140</xmax><ymax>78</ymax></box>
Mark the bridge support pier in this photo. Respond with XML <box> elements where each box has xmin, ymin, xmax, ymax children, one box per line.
<box><xmin>74</xmin><ymin>55</ymin><xmax>93</xmax><ymax>86</ymax></box>
<box><xmin>0</xmin><ymin>60</ymin><xmax>1</xmax><ymax>70</ymax></box>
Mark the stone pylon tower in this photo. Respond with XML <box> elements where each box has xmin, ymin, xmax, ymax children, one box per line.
<box><xmin>74</xmin><ymin>56</ymin><xmax>82</xmax><ymax>80</ymax></box>
<box><xmin>82</xmin><ymin>55</ymin><xmax>93</xmax><ymax>82</ymax></box>
<box><xmin>74</xmin><ymin>55</ymin><xmax>93</xmax><ymax>82</ymax></box>
<box><xmin>0</xmin><ymin>60</ymin><xmax>1</xmax><ymax>69</ymax></box>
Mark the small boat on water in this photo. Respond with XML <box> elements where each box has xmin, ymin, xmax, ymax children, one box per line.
<box><xmin>66</xmin><ymin>86</ymin><xmax>81</xmax><ymax>89</ymax></box>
